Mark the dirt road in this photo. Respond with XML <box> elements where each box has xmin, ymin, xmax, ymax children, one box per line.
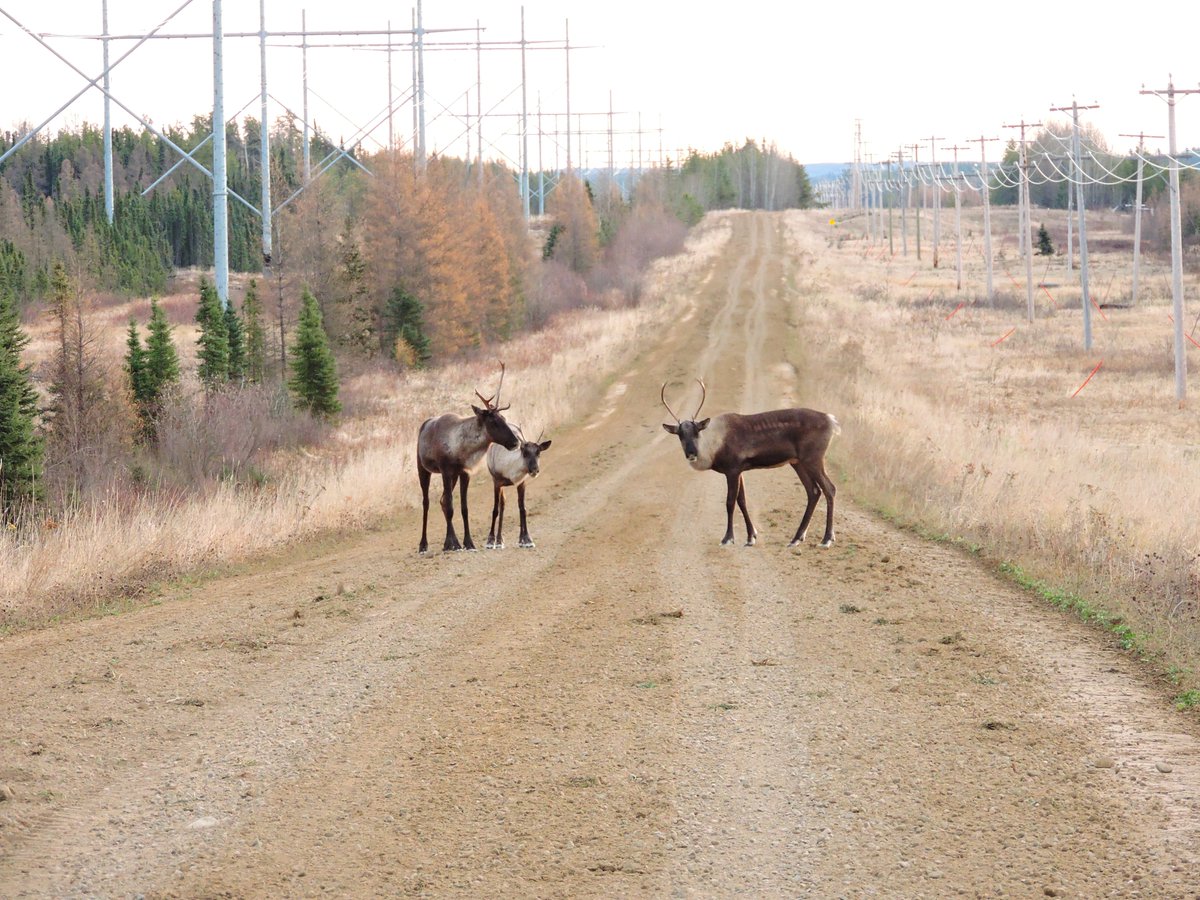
<box><xmin>3</xmin><ymin>212</ymin><xmax>1199</xmax><ymax>898</ymax></box>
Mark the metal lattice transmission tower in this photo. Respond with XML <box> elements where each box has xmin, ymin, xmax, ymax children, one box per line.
<box><xmin>1</xmin><ymin>1</ymin><xmax>643</xmax><ymax>303</ymax></box>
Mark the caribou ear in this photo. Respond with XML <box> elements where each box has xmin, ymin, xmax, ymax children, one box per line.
<box><xmin>663</xmin><ymin>423</ymin><xmax>680</xmax><ymax>435</ymax></box>
<box><xmin>471</xmin><ymin>404</ymin><xmax>485</xmax><ymax>417</ymax></box>
<box><xmin>696</xmin><ymin>418</ymin><xmax>711</xmax><ymax>431</ymax></box>
<box><xmin>538</xmin><ymin>440</ymin><xmax>552</xmax><ymax>452</ymax></box>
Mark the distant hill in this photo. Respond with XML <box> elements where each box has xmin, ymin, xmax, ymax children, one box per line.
<box><xmin>805</xmin><ymin>162</ymin><xmax>849</xmax><ymax>182</ymax></box>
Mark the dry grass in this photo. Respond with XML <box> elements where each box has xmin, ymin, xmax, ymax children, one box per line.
<box><xmin>0</xmin><ymin>216</ymin><xmax>732</xmax><ymax>630</ymax></box>
<box><xmin>785</xmin><ymin>207</ymin><xmax>1200</xmax><ymax>682</ymax></box>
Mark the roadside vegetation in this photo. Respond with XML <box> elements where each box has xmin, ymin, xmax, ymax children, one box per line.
<box><xmin>784</xmin><ymin>205</ymin><xmax>1200</xmax><ymax>695</ymax></box>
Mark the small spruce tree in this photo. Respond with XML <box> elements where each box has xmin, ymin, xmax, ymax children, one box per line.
<box><xmin>1036</xmin><ymin>223</ymin><xmax>1054</xmax><ymax>256</ymax></box>
<box><xmin>225</xmin><ymin>304</ymin><xmax>246</xmax><ymax>384</ymax></box>
<box><xmin>127</xmin><ymin>297</ymin><xmax>180</xmax><ymax>439</ymax></box>
<box><xmin>195</xmin><ymin>276</ymin><xmax>229</xmax><ymax>389</ymax></box>
<box><xmin>0</xmin><ymin>290</ymin><xmax>43</xmax><ymax>514</ymax></box>
<box><xmin>125</xmin><ymin>319</ymin><xmax>150</xmax><ymax>410</ymax></box>
<box><xmin>288</xmin><ymin>288</ymin><xmax>341</xmax><ymax>416</ymax></box>
<box><xmin>242</xmin><ymin>279</ymin><xmax>267</xmax><ymax>384</ymax></box>
<box><xmin>384</xmin><ymin>286</ymin><xmax>431</xmax><ymax>368</ymax></box>
<box><xmin>145</xmin><ymin>297</ymin><xmax>181</xmax><ymax>395</ymax></box>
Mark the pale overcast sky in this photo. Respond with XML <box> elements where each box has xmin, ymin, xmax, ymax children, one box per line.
<box><xmin>1</xmin><ymin>0</ymin><xmax>1197</xmax><ymax>169</ymax></box>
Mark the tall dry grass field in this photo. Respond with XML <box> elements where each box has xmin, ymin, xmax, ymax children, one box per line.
<box><xmin>784</xmin><ymin>207</ymin><xmax>1200</xmax><ymax>682</ymax></box>
<box><xmin>0</xmin><ymin>215</ymin><xmax>735</xmax><ymax>630</ymax></box>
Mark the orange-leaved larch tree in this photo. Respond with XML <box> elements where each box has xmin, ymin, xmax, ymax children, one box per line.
<box><xmin>545</xmin><ymin>173</ymin><xmax>599</xmax><ymax>275</ymax></box>
<box><xmin>363</xmin><ymin>155</ymin><xmax>526</xmax><ymax>360</ymax></box>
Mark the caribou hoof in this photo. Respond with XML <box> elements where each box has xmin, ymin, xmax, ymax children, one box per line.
<box><xmin>787</xmin><ymin>539</ymin><xmax>802</xmax><ymax>549</ymax></box>
<box><xmin>720</xmin><ymin>538</ymin><xmax>736</xmax><ymax>547</ymax></box>
<box><xmin>518</xmin><ymin>539</ymin><xmax>536</xmax><ymax>549</ymax></box>
<box><xmin>819</xmin><ymin>538</ymin><xmax>835</xmax><ymax>549</ymax></box>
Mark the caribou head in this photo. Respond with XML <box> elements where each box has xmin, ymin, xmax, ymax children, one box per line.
<box><xmin>472</xmin><ymin>364</ymin><xmax>520</xmax><ymax>451</ymax></box>
<box><xmin>661</xmin><ymin>380</ymin><xmax>711</xmax><ymax>463</ymax></box>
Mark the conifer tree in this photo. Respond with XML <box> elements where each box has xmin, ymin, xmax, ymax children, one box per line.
<box><xmin>242</xmin><ymin>278</ymin><xmax>267</xmax><ymax>384</ymax></box>
<box><xmin>288</xmin><ymin>287</ymin><xmax>340</xmax><ymax>416</ymax></box>
<box><xmin>0</xmin><ymin>290</ymin><xmax>43</xmax><ymax>515</ymax></box>
<box><xmin>125</xmin><ymin>319</ymin><xmax>149</xmax><ymax>409</ymax></box>
<box><xmin>195</xmin><ymin>276</ymin><xmax>229</xmax><ymax>389</ymax></box>
<box><xmin>127</xmin><ymin>297</ymin><xmax>180</xmax><ymax>438</ymax></box>
<box><xmin>45</xmin><ymin>261</ymin><xmax>110</xmax><ymax>490</ymax></box>
<box><xmin>1036</xmin><ymin>223</ymin><xmax>1054</xmax><ymax>256</ymax></box>
<box><xmin>335</xmin><ymin>235</ymin><xmax>376</xmax><ymax>358</ymax></box>
<box><xmin>145</xmin><ymin>297</ymin><xmax>181</xmax><ymax>395</ymax></box>
<box><xmin>384</xmin><ymin>286</ymin><xmax>431</xmax><ymax>368</ymax></box>
<box><xmin>225</xmin><ymin>304</ymin><xmax>246</xmax><ymax>384</ymax></box>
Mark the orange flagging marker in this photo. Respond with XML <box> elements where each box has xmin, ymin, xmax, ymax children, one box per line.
<box><xmin>1166</xmin><ymin>314</ymin><xmax>1200</xmax><ymax>349</ymax></box>
<box><xmin>946</xmin><ymin>302</ymin><xmax>965</xmax><ymax>320</ymax></box>
<box><xmin>991</xmin><ymin>327</ymin><xmax>1017</xmax><ymax>346</ymax></box>
<box><xmin>1071</xmin><ymin>361</ymin><xmax>1104</xmax><ymax>398</ymax></box>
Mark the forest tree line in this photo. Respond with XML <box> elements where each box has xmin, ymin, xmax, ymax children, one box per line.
<box><xmin>0</xmin><ymin>115</ymin><xmax>814</xmax><ymax>523</ymax></box>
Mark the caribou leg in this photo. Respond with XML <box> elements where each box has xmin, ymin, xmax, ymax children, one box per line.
<box><xmin>418</xmin><ymin>463</ymin><xmax>432</xmax><ymax>553</ymax></box>
<box><xmin>789</xmin><ymin>463</ymin><xmax>822</xmax><ymax>547</ymax></box>
<box><xmin>735</xmin><ymin>475</ymin><xmax>757</xmax><ymax>546</ymax></box>
<box><xmin>440</xmin><ymin>471</ymin><xmax>462</xmax><ymax>551</ymax></box>
<box><xmin>487</xmin><ymin>482</ymin><xmax>503</xmax><ymax>549</ymax></box>
<box><xmin>517</xmin><ymin>482</ymin><xmax>535</xmax><ymax>548</ymax></box>
<box><xmin>495</xmin><ymin>486</ymin><xmax>507</xmax><ymax>548</ymax></box>
<box><xmin>459</xmin><ymin>471</ymin><xmax>477</xmax><ymax>550</ymax></box>
<box><xmin>815</xmin><ymin>464</ymin><xmax>837</xmax><ymax>547</ymax></box>
<box><xmin>721</xmin><ymin>472</ymin><xmax>741</xmax><ymax>545</ymax></box>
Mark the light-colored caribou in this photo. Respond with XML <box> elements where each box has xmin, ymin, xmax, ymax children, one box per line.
<box><xmin>417</xmin><ymin>364</ymin><xmax>520</xmax><ymax>553</ymax></box>
<box><xmin>485</xmin><ymin>428</ymin><xmax>552</xmax><ymax>549</ymax></box>
<box><xmin>662</xmin><ymin>380</ymin><xmax>840</xmax><ymax>547</ymax></box>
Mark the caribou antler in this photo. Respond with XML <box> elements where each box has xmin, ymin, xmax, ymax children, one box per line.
<box><xmin>694</xmin><ymin>379</ymin><xmax>707</xmax><ymax>420</ymax></box>
<box><xmin>474</xmin><ymin>361</ymin><xmax>508</xmax><ymax>410</ymax></box>
<box><xmin>494</xmin><ymin>361</ymin><xmax>506</xmax><ymax>408</ymax></box>
<box><xmin>660</xmin><ymin>382</ymin><xmax>681</xmax><ymax>424</ymax></box>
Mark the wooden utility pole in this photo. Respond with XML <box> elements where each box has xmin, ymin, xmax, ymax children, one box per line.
<box><xmin>884</xmin><ymin>158</ymin><xmax>894</xmax><ymax>256</ymax></box>
<box><xmin>1003</xmin><ymin>118</ymin><xmax>1042</xmax><ymax>323</ymax></box>
<box><xmin>943</xmin><ymin>142</ymin><xmax>967</xmax><ymax>290</ymax></box>
<box><xmin>1051</xmin><ymin>99</ymin><xmax>1100</xmax><ymax>351</ymax></box>
<box><xmin>909</xmin><ymin>143</ymin><xmax>922</xmax><ymax>261</ymax></box>
<box><xmin>1141</xmin><ymin>77</ymin><xmax>1200</xmax><ymax>404</ymax></box>
<box><xmin>923</xmin><ymin>135</ymin><xmax>945</xmax><ymax>267</ymax></box>
<box><xmin>894</xmin><ymin>147</ymin><xmax>908</xmax><ymax>257</ymax></box>
<box><xmin>969</xmin><ymin>135</ymin><xmax>999</xmax><ymax>304</ymax></box>
<box><xmin>1119</xmin><ymin>130</ymin><xmax>1164</xmax><ymax>307</ymax></box>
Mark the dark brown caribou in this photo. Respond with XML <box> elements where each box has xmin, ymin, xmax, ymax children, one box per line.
<box><xmin>661</xmin><ymin>380</ymin><xmax>840</xmax><ymax>548</ymax></box>
<box><xmin>485</xmin><ymin>427</ymin><xmax>552</xmax><ymax>549</ymax></box>
<box><xmin>417</xmin><ymin>364</ymin><xmax>520</xmax><ymax>553</ymax></box>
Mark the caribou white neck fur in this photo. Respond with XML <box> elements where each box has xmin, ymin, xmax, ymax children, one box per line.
<box><xmin>687</xmin><ymin>416</ymin><xmax>728</xmax><ymax>471</ymax></box>
<box><xmin>487</xmin><ymin>444</ymin><xmax>535</xmax><ymax>485</ymax></box>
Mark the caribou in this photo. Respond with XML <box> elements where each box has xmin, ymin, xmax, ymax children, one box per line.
<box><xmin>417</xmin><ymin>363</ymin><xmax>520</xmax><ymax>553</ymax></box>
<box><xmin>485</xmin><ymin>428</ymin><xmax>553</xmax><ymax>549</ymax></box>
<box><xmin>661</xmin><ymin>380</ymin><xmax>840</xmax><ymax>548</ymax></box>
